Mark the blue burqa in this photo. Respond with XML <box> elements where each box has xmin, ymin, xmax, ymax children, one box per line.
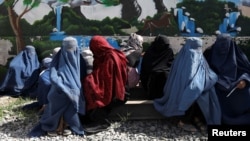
<box><xmin>36</xmin><ymin>69</ymin><xmax>51</xmax><ymax>106</ymax></box>
<box><xmin>154</xmin><ymin>37</ymin><xmax>221</xmax><ymax>125</ymax></box>
<box><xmin>0</xmin><ymin>45</ymin><xmax>40</xmax><ymax>96</ymax></box>
<box><xmin>30</xmin><ymin>57</ymin><xmax>52</xmax><ymax>104</ymax></box>
<box><xmin>204</xmin><ymin>34</ymin><xmax>250</xmax><ymax>125</ymax></box>
<box><xmin>28</xmin><ymin>36</ymin><xmax>86</xmax><ymax>137</ymax></box>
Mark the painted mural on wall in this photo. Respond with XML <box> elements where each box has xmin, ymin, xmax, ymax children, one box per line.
<box><xmin>0</xmin><ymin>0</ymin><xmax>250</xmax><ymax>70</ymax></box>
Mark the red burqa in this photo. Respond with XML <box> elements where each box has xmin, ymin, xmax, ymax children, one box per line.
<box><xmin>83</xmin><ymin>35</ymin><xmax>128</xmax><ymax>111</ymax></box>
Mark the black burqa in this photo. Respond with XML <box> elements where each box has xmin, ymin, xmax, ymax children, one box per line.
<box><xmin>140</xmin><ymin>35</ymin><xmax>174</xmax><ymax>99</ymax></box>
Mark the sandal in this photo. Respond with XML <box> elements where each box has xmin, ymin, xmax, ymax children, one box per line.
<box><xmin>177</xmin><ymin>120</ymin><xmax>198</xmax><ymax>132</ymax></box>
<box><xmin>83</xmin><ymin>120</ymin><xmax>110</xmax><ymax>135</ymax></box>
<box><xmin>63</xmin><ymin>129</ymin><xmax>72</xmax><ymax>136</ymax></box>
<box><xmin>47</xmin><ymin>131</ymin><xmax>58</xmax><ymax>137</ymax></box>
<box><xmin>47</xmin><ymin>129</ymin><xmax>72</xmax><ymax>136</ymax></box>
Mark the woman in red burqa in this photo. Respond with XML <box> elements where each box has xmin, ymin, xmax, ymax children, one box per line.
<box><xmin>81</xmin><ymin>35</ymin><xmax>128</xmax><ymax>131</ymax></box>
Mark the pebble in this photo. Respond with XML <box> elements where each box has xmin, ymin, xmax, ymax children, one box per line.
<box><xmin>0</xmin><ymin>112</ymin><xmax>208</xmax><ymax>141</ymax></box>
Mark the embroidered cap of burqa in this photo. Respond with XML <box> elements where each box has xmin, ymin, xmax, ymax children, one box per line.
<box><xmin>154</xmin><ymin>37</ymin><xmax>221</xmax><ymax>125</ymax></box>
<box><xmin>0</xmin><ymin>45</ymin><xmax>40</xmax><ymax>96</ymax></box>
<box><xmin>28</xmin><ymin>36</ymin><xmax>85</xmax><ymax>137</ymax></box>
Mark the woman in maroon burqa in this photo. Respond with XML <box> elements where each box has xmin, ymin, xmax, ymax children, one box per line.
<box><xmin>82</xmin><ymin>35</ymin><xmax>128</xmax><ymax>125</ymax></box>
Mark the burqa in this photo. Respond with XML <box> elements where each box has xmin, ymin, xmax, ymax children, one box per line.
<box><xmin>140</xmin><ymin>35</ymin><xmax>174</xmax><ymax>99</ymax></box>
<box><xmin>28</xmin><ymin>36</ymin><xmax>86</xmax><ymax>137</ymax></box>
<box><xmin>204</xmin><ymin>33</ymin><xmax>250</xmax><ymax>125</ymax></box>
<box><xmin>0</xmin><ymin>45</ymin><xmax>40</xmax><ymax>96</ymax></box>
<box><xmin>154</xmin><ymin>37</ymin><xmax>221</xmax><ymax>125</ymax></box>
<box><xmin>35</xmin><ymin>57</ymin><xmax>53</xmax><ymax>106</ymax></box>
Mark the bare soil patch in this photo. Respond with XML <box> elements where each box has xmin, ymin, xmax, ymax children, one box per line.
<box><xmin>0</xmin><ymin>96</ymin><xmax>18</xmax><ymax>107</ymax></box>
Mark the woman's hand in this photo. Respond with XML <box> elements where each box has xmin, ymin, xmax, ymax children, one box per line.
<box><xmin>236</xmin><ymin>80</ymin><xmax>246</xmax><ymax>89</ymax></box>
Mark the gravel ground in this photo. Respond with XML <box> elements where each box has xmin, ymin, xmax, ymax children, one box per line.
<box><xmin>0</xmin><ymin>96</ymin><xmax>208</xmax><ymax>141</ymax></box>
<box><xmin>0</xmin><ymin>114</ymin><xmax>208</xmax><ymax>141</ymax></box>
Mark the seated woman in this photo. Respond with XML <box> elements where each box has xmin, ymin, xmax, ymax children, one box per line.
<box><xmin>22</xmin><ymin>57</ymin><xmax>53</xmax><ymax>112</ymax></box>
<box><xmin>22</xmin><ymin>47</ymin><xmax>64</xmax><ymax>112</ymax></box>
<box><xmin>0</xmin><ymin>45</ymin><xmax>40</xmax><ymax>97</ymax></box>
<box><xmin>33</xmin><ymin>47</ymin><xmax>87</xmax><ymax>115</ymax></box>
<box><xmin>154</xmin><ymin>37</ymin><xmax>221</xmax><ymax>132</ymax></box>
<box><xmin>204</xmin><ymin>33</ymin><xmax>250</xmax><ymax>125</ymax></box>
<box><xmin>120</xmin><ymin>33</ymin><xmax>143</xmax><ymax>88</ymax></box>
<box><xmin>120</xmin><ymin>33</ymin><xmax>143</xmax><ymax>67</ymax></box>
<box><xmin>28</xmin><ymin>36</ymin><xmax>86</xmax><ymax>137</ymax></box>
<box><xmin>34</xmin><ymin>57</ymin><xmax>52</xmax><ymax>113</ymax></box>
<box><xmin>140</xmin><ymin>35</ymin><xmax>174</xmax><ymax>99</ymax></box>
<box><xmin>82</xmin><ymin>35</ymin><xmax>128</xmax><ymax>126</ymax></box>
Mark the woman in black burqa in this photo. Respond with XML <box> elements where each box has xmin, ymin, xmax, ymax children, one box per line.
<box><xmin>140</xmin><ymin>35</ymin><xmax>174</xmax><ymax>99</ymax></box>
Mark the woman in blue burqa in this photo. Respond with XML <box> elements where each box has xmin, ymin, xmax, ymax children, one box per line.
<box><xmin>154</xmin><ymin>37</ymin><xmax>221</xmax><ymax>132</ymax></box>
<box><xmin>0</xmin><ymin>45</ymin><xmax>40</xmax><ymax>97</ymax></box>
<box><xmin>28</xmin><ymin>36</ymin><xmax>86</xmax><ymax>137</ymax></box>
<box><xmin>204</xmin><ymin>33</ymin><xmax>250</xmax><ymax>125</ymax></box>
<box><xmin>22</xmin><ymin>57</ymin><xmax>53</xmax><ymax>112</ymax></box>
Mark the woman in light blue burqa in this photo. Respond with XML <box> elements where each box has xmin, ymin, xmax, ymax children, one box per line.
<box><xmin>154</xmin><ymin>37</ymin><xmax>221</xmax><ymax>131</ymax></box>
<box><xmin>28</xmin><ymin>36</ymin><xmax>86</xmax><ymax>137</ymax></box>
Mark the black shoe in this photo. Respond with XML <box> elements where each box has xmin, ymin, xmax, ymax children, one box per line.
<box><xmin>83</xmin><ymin>120</ymin><xmax>111</xmax><ymax>135</ymax></box>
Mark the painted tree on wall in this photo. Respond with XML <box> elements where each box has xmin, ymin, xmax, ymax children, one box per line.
<box><xmin>4</xmin><ymin>0</ymin><xmax>41</xmax><ymax>53</ymax></box>
<box><xmin>3</xmin><ymin>0</ymin><xmax>119</xmax><ymax>53</ymax></box>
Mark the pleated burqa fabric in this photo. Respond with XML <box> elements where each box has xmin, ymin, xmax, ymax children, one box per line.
<box><xmin>154</xmin><ymin>37</ymin><xmax>221</xmax><ymax>125</ymax></box>
<box><xmin>0</xmin><ymin>45</ymin><xmax>40</xmax><ymax>96</ymax></box>
<box><xmin>28</xmin><ymin>36</ymin><xmax>86</xmax><ymax>137</ymax></box>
